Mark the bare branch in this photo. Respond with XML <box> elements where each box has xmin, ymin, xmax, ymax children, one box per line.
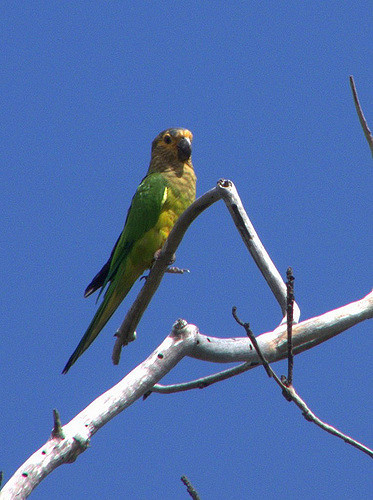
<box><xmin>233</xmin><ymin>307</ymin><xmax>373</xmax><ymax>459</ymax></box>
<box><xmin>3</xmin><ymin>290</ymin><xmax>372</xmax><ymax>496</ymax></box>
<box><xmin>153</xmin><ymin>290</ymin><xmax>372</xmax><ymax>393</ymax></box>
<box><xmin>0</xmin><ymin>321</ymin><xmax>198</xmax><ymax>498</ymax></box>
<box><xmin>349</xmin><ymin>76</ymin><xmax>373</xmax><ymax>157</ymax></box>
<box><xmin>112</xmin><ymin>180</ymin><xmax>301</xmax><ymax>364</ymax></box>
<box><xmin>188</xmin><ymin>290</ymin><xmax>372</xmax><ymax>364</ymax></box>
<box><xmin>152</xmin><ymin>362</ymin><xmax>257</xmax><ymax>393</ymax></box>
<box><xmin>216</xmin><ymin>181</ymin><xmax>301</xmax><ymax>323</ymax></box>
<box><xmin>181</xmin><ymin>475</ymin><xmax>200</xmax><ymax>500</ymax></box>
<box><xmin>283</xmin><ymin>385</ymin><xmax>373</xmax><ymax>458</ymax></box>
<box><xmin>231</xmin><ymin>306</ymin><xmax>273</xmax><ymax>378</ymax></box>
<box><xmin>286</xmin><ymin>267</ymin><xmax>294</xmax><ymax>385</ymax></box>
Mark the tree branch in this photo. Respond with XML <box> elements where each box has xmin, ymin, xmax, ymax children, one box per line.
<box><xmin>112</xmin><ymin>179</ymin><xmax>300</xmax><ymax>364</ymax></box>
<box><xmin>0</xmin><ymin>321</ymin><xmax>198</xmax><ymax>498</ymax></box>
<box><xmin>349</xmin><ymin>75</ymin><xmax>373</xmax><ymax>157</ymax></box>
<box><xmin>151</xmin><ymin>361</ymin><xmax>257</xmax><ymax>393</ymax></box>
<box><xmin>286</xmin><ymin>267</ymin><xmax>294</xmax><ymax>385</ymax></box>
<box><xmin>188</xmin><ymin>290</ymin><xmax>372</xmax><ymax>363</ymax></box>
<box><xmin>2</xmin><ymin>290</ymin><xmax>372</xmax><ymax>496</ymax></box>
<box><xmin>218</xmin><ymin>181</ymin><xmax>300</xmax><ymax>323</ymax></box>
<box><xmin>181</xmin><ymin>475</ymin><xmax>200</xmax><ymax>500</ymax></box>
<box><xmin>232</xmin><ymin>305</ymin><xmax>373</xmax><ymax>459</ymax></box>
<box><xmin>152</xmin><ymin>290</ymin><xmax>372</xmax><ymax>393</ymax></box>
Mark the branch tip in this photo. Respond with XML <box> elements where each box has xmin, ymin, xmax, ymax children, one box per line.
<box><xmin>217</xmin><ymin>178</ymin><xmax>232</xmax><ymax>189</ymax></box>
<box><xmin>51</xmin><ymin>409</ymin><xmax>65</xmax><ymax>440</ymax></box>
<box><xmin>349</xmin><ymin>75</ymin><xmax>373</xmax><ymax>157</ymax></box>
<box><xmin>172</xmin><ymin>318</ymin><xmax>188</xmax><ymax>334</ymax></box>
<box><xmin>181</xmin><ymin>475</ymin><xmax>200</xmax><ymax>500</ymax></box>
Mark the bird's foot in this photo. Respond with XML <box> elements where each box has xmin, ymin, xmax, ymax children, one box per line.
<box><xmin>152</xmin><ymin>250</ymin><xmax>188</xmax><ymax>273</ymax></box>
<box><xmin>152</xmin><ymin>249</ymin><xmax>176</xmax><ymax>267</ymax></box>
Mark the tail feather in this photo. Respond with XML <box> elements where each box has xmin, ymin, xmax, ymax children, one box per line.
<box><xmin>62</xmin><ymin>272</ymin><xmax>138</xmax><ymax>373</ymax></box>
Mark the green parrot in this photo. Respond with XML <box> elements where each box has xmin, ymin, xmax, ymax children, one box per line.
<box><xmin>62</xmin><ymin>128</ymin><xmax>196</xmax><ymax>373</ymax></box>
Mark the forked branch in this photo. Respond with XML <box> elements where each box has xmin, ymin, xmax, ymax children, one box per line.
<box><xmin>231</xmin><ymin>296</ymin><xmax>373</xmax><ymax>459</ymax></box>
<box><xmin>3</xmin><ymin>290</ymin><xmax>372</xmax><ymax>496</ymax></box>
<box><xmin>152</xmin><ymin>289</ymin><xmax>372</xmax><ymax>393</ymax></box>
<box><xmin>112</xmin><ymin>179</ymin><xmax>300</xmax><ymax>364</ymax></box>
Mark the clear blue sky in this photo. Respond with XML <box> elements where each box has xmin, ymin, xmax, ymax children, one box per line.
<box><xmin>1</xmin><ymin>2</ymin><xmax>372</xmax><ymax>499</ymax></box>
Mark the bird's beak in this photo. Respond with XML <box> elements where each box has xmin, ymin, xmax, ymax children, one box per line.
<box><xmin>177</xmin><ymin>137</ymin><xmax>192</xmax><ymax>162</ymax></box>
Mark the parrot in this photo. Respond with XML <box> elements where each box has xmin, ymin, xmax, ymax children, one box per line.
<box><xmin>62</xmin><ymin>128</ymin><xmax>196</xmax><ymax>373</ymax></box>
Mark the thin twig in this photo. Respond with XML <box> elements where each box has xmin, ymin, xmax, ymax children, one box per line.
<box><xmin>181</xmin><ymin>475</ymin><xmax>200</xmax><ymax>500</ymax></box>
<box><xmin>232</xmin><ymin>307</ymin><xmax>284</xmax><ymax>382</ymax></box>
<box><xmin>349</xmin><ymin>75</ymin><xmax>373</xmax><ymax>157</ymax></box>
<box><xmin>233</xmin><ymin>306</ymin><xmax>373</xmax><ymax>459</ymax></box>
<box><xmin>231</xmin><ymin>307</ymin><xmax>273</xmax><ymax>379</ymax></box>
<box><xmin>151</xmin><ymin>361</ymin><xmax>258</xmax><ymax>394</ymax></box>
<box><xmin>281</xmin><ymin>385</ymin><xmax>373</xmax><ymax>457</ymax></box>
<box><xmin>286</xmin><ymin>267</ymin><xmax>294</xmax><ymax>385</ymax></box>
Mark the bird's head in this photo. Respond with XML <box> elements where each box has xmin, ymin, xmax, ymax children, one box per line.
<box><xmin>149</xmin><ymin>128</ymin><xmax>193</xmax><ymax>173</ymax></box>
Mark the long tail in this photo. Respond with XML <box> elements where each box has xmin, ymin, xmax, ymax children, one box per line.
<box><xmin>62</xmin><ymin>271</ymin><xmax>140</xmax><ymax>373</ymax></box>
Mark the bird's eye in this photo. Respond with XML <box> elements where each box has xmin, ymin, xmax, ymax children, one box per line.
<box><xmin>163</xmin><ymin>134</ymin><xmax>172</xmax><ymax>144</ymax></box>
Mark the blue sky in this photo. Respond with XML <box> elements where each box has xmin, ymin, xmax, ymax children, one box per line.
<box><xmin>1</xmin><ymin>2</ymin><xmax>372</xmax><ymax>499</ymax></box>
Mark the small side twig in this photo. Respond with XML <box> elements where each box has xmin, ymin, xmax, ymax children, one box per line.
<box><xmin>231</xmin><ymin>307</ymin><xmax>272</xmax><ymax>378</ymax></box>
<box><xmin>232</xmin><ymin>306</ymin><xmax>373</xmax><ymax>459</ymax></box>
<box><xmin>51</xmin><ymin>409</ymin><xmax>64</xmax><ymax>440</ymax></box>
<box><xmin>349</xmin><ymin>75</ymin><xmax>373</xmax><ymax>157</ymax></box>
<box><xmin>152</xmin><ymin>361</ymin><xmax>258</xmax><ymax>394</ymax></box>
<box><xmin>286</xmin><ymin>267</ymin><xmax>294</xmax><ymax>385</ymax></box>
<box><xmin>181</xmin><ymin>475</ymin><xmax>200</xmax><ymax>500</ymax></box>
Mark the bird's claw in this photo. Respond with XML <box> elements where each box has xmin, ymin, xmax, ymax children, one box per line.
<box><xmin>165</xmin><ymin>266</ymin><xmax>190</xmax><ymax>274</ymax></box>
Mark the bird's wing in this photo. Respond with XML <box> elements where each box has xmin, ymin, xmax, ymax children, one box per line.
<box><xmin>83</xmin><ymin>233</ymin><xmax>121</xmax><ymax>297</ymax></box>
<box><xmin>84</xmin><ymin>172</ymin><xmax>169</xmax><ymax>298</ymax></box>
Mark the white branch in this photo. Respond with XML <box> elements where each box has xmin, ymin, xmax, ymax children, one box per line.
<box><xmin>112</xmin><ymin>180</ymin><xmax>300</xmax><ymax>364</ymax></box>
<box><xmin>349</xmin><ymin>75</ymin><xmax>373</xmax><ymax>157</ymax></box>
<box><xmin>152</xmin><ymin>290</ymin><xmax>373</xmax><ymax>393</ymax></box>
<box><xmin>2</xmin><ymin>177</ymin><xmax>371</xmax><ymax>497</ymax></box>
<box><xmin>0</xmin><ymin>320</ymin><xmax>198</xmax><ymax>499</ymax></box>
<box><xmin>191</xmin><ymin>290</ymin><xmax>372</xmax><ymax>363</ymax></box>
<box><xmin>2</xmin><ymin>291</ymin><xmax>372</xmax><ymax>497</ymax></box>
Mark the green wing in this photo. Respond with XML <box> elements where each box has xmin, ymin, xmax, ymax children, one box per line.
<box><xmin>84</xmin><ymin>172</ymin><xmax>169</xmax><ymax>298</ymax></box>
<box><xmin>98</xmin><ymin>172</ymin><xmax>168</xmax><ymax>293</ymax></box>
